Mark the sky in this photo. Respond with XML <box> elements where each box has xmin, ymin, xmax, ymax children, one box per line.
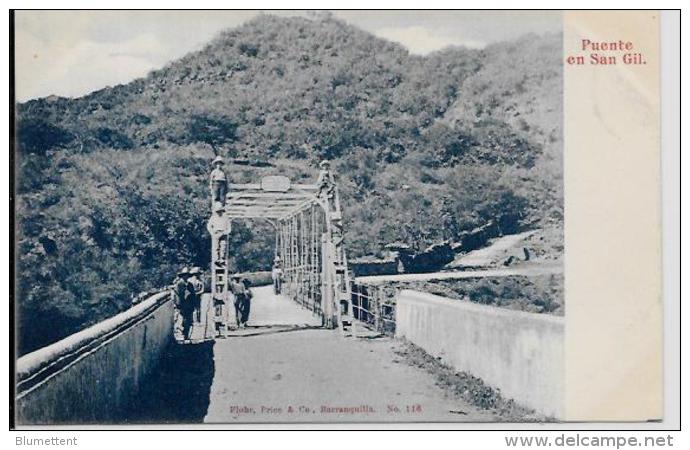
<box><xmin>14</xmin><ymin>10</ymin><xmax>561</xmax><ymax>102</ymax></box>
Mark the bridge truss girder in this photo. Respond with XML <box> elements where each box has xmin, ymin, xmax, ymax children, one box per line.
<box><xmin>207</xmin><ymin>166</ymin><xmax>355</xmax><ymax>337</ymax></box>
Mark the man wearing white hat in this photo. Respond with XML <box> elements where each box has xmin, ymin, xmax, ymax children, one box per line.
<box><xmin>189</xmin><ymin>267</ymin><xmax>205</xmax><ymax>323</ymax></box>
<box><xmin>210</xmin><ymin>156</ymin><xmax>227</xmax><ymax>206</ymax></box>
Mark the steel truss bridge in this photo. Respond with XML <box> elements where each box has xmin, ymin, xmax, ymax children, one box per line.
<box><xmin>207</xmin><ymin>161</ymin><xmax>356</xmax><ymax>337</ymax></box>
<box><xmin>14</xmin><ymin>159</ymin><xmax>562</xmax><ymax>425</ymax></box>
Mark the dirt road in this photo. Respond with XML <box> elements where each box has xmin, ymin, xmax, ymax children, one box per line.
<box><xmin>200</xmin><ymin>286</ymin><xmax>496</xmax><ymax>423</ymax></box>
<box><xmin>355</xmin><ymin>265</ymin><xmax>562</xmax><ymax>285</ymax></box>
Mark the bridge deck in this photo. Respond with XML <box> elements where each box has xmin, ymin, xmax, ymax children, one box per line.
<box><xmin>204</xmin><ymin>286</ymin><xmax>495</xmax><ymax>423</ymax></box>
<box><xmin>186</xmin><ymin>287</ymin><xmax>323</xmax><ymax>342</ymax></box>
<box><xmin>134</xmin><ymin>287</ymin><xmax>496</xmax><ymax>423</ymax></box>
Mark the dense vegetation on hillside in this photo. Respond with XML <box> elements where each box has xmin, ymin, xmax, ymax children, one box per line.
<box><xmin>15</xmin><ymin>15</ymin><xmax>563</xmax><ymax>355</ymax></box>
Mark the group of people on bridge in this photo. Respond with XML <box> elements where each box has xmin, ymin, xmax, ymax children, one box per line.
<box><xmin>173</xmin><ymin>266</ymin><xmax>258</xmax><ymax>341</ymax></box>
<box><xmin>170</xmin><ymin>154</ymin><xmax>323</xmax><ymax>341</ymax></box>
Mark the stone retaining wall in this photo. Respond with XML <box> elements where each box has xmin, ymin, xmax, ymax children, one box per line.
<box><xmin>396</xmin><ymin>289</ymin><xmax>564</xmax><ymax>418</ymax></box>
<box><xmin>15</xmin><ymin>291</ymin><xmax>174</xmax><ymax>425</ymax></box>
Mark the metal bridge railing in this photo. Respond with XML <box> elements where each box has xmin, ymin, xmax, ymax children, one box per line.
<box><xmin>283</xmin><ymin>265</ymin><xmax>323</xmax><ymax>316</ymax></box>
<box><xmin>350</xmin><ymin>282</ymin><xmax>397</xmax><ymax>335</ymax></box>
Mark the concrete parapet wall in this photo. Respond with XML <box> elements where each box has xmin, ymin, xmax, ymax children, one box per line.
<box><xmin>16</xmin><ymin>291</ymin><xmax>174</xmax><ymax>425</ymax></box>
<box><xmin>395</xmin><ymin>289</ymin><xmax>564</xmax><ymax>418</ymax></box>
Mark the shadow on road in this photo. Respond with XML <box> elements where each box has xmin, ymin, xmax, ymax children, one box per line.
<box><xmin>223</xmin><ymin>324</ymin><xmax>324</xmax><ymax>338</ymax></box>
<box><xmin>124</xmin><ymin>341</ymin><xmax>216</xmax><ymax>424</ymax></box>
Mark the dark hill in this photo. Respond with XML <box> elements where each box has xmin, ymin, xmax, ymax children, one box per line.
<box><xmin>14</xmin><ymin>14</ymin><xmax>562</xmax><ymax>354</ymax></box>
<box><xmin>17</xmin><ymin>15</ymin><xmax>482</xmax><ymax>161</ymax></box>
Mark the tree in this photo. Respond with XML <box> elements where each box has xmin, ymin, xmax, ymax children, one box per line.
<box><xmin>186</xmin><ymin>114</ymin><xmax>237</xmax><ymax>153</ymax></box>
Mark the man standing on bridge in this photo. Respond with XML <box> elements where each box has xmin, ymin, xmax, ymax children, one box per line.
<box><xmin>210</xmin><ymin>156</ymin><xmax>227</xmax><ymax>207</ymax></box>
<box><xmin>272</xmin><ymin>256</ymin><xmax>283</xmax><ymax>295</ymax></box>
<box><xmin>316</xmin><ymin>160</ymin><xmax>335</xmax><ymax>199</ymax></box>
<box><xmin>189</xmin><ymin>267</ymin><xmax>204</xmax><ymax>323</ymax></box>
<box><xmin>230</xmin><ymin>274</ymin><xmax>252</xmax><ymax>328</ymax></box>
<box><xmin>173</xmin><ymin>267</ymin><xmax>193</xmax><ymax>339</ymax></box>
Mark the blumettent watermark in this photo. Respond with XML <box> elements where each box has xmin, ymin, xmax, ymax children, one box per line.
<box><xmin>16</xmin><ymin>436</ymin><xmax>78</xmax><ymax>446</ymax></box>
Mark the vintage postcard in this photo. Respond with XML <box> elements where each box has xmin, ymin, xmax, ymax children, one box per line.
<box><xmin>11</xmin><ymin>10</ymin><xmax>667</xmax><ymax>427</ymax></box>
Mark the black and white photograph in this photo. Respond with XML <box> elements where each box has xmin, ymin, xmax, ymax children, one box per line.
<box><xmin>11</xmin><ymin>8</ymin><xmax>672</xmax><ymax>430</ymax></box>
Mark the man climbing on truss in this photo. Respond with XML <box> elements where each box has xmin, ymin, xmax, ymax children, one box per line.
<box><xmin>210</xmin><ymin>156</ymin><xmax>227</xmax><ymax>207</ymax></box>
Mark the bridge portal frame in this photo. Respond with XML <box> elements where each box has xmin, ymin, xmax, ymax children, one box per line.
<box><xmin>207</xmin><ymin>162</ymin><xmax>355</xmax><ymax>337</ymax></box>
